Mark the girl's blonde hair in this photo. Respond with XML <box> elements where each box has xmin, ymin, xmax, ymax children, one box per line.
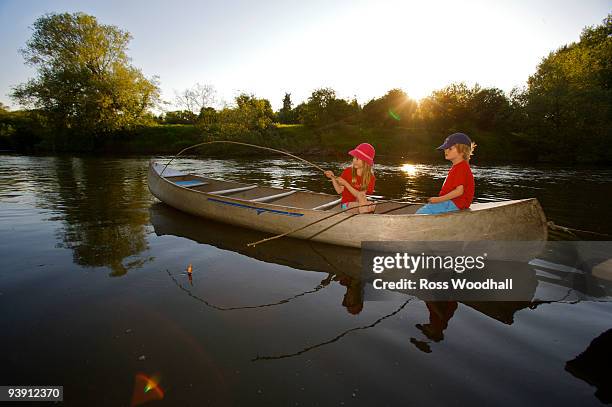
<box><xmin>455</xmin><ymin>142</ymin><xmax>477</xmax><ymax>160</ymax></box>
<box><xmin>351</xmin><ymin>162</ymin><xmax>374</xmax><ymax>191</ymax></box>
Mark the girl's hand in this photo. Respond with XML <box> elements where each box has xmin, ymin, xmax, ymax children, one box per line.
<box><xmin>336</xmin><ymin>177</ymin><xmax>348</xmax><ymax>187</ymax></box>
<box><xmin>324</xmin><ymin>170</ymin><xmax>335</xmax><ymax>179</ymax></box>
<box><xmin>428</xmin><ymin>196</ymin><xmax>442</xmax><ymax>204</ymax></box>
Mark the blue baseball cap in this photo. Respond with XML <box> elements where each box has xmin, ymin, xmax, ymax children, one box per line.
<box><xmin>437</xmin><ymin>132</ymin><xmax>472</xmax><ymax>150</ymax></box>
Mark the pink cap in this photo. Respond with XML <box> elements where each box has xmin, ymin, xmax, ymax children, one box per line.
<box><xmin>348</xmin><ymin>143</ymin><xmax>375</xmax><ymax>166</ymax></box>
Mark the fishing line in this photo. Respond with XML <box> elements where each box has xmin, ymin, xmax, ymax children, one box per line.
<box><xmin>252</xmin><ymin>298</ymin><xmax>413</xmax><ymax>361</ymax></box>
<box><xmin>167</xmin><ymin>269</ymin><xmax>330</xmax><ymax>311</ymax></box>
<box><xmin>161</xmin><ymin>140</ymin><xmax>327</xmax><ymax>177</ymax></box>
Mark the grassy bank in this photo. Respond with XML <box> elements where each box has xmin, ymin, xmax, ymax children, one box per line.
<box><xmin>0</xmin><ymin>121</ymin><xmax>541</xmax><ymax>163</ymax></box>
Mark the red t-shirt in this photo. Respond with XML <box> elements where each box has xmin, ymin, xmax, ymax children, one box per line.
<box><xmin>340</xmin><ymin>167</ymin><xmax>375</xmax><ymax>203</ymax></box>
<box><xmin>439</xmin><ymin>160</ymin><xmax>474</xmax><ymax>209</ymax></box>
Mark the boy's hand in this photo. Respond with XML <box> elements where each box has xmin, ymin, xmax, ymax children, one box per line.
<box><xmin>324</xmin><ymin>170</ymin><xmax>335</xmax><ymax>179</ymax></box>
<box><xmin>428</xmin><ymin>196</ymin><xmax>442</xmax><ymax>204</ymax></box>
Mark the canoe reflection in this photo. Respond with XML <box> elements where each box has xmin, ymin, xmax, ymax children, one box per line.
<box><xmin>150</xmin><ymin>203</ymin><xmax>539</xmax><ymax>323</ymax></box>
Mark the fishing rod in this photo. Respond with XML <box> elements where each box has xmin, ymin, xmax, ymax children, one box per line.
<box><xmin>246</xmin><ymin>199</ymin><xmax>422</xmax><ymax>247</ymax></box>
<box><xmin>162</xmin><ymin>139</ymin><xmax>427</xmax><ymax>247</ymax></box>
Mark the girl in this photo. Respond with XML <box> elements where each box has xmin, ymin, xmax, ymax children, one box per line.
<box><xmin>324</xmin><ymin>143</ymin><xmax>376</xmax><ymax>213</ymax></box>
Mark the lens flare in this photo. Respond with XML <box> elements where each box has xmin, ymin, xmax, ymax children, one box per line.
<box><xmin>400</xmin><ymin>163</ymin><xmax>417</xmax><ymax>176</ymax></box>
<box><xmin>388</xmin><ymin>109</ymin><xmax>401</xmax><ymax>121</ymax></box>
<box><xmin>131</xmin><ymin>373</ymin><xmax>164</xmax><ymax>406</ymax></box>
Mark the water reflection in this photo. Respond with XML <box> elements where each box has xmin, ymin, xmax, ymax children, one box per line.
<box><xmin>167</xmin><ymin>268</ymin><xmax>330</xmax><ymax>311</ymax></box>
<box><xmin>253</xmin><ymin>299</ymin><xmax>413</xmax><ymax>362</ymax></box>
<box><xmin>400</xmin><ymin>163</ymin><xmax>418</xmax><ymax>177</ymax></box>
<box><xmin>40</xmin><ymin>157</ymin><xmax>152</xmax><ymax>276</ymax></box>
<box><xmin>149</xmin><ymin>203</ymin><xmax>607</xmax><ymax>361</ymax></box>
<box><xmin>149</xmin><ymin>202</ymin><xmax>363</xmax><ymax>276</ymax></box>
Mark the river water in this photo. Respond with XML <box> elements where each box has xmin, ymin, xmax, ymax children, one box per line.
<box><xmin>0</xmin><ymin>155</ymin><xmax>610</xmax><ymax>406</ymax></box>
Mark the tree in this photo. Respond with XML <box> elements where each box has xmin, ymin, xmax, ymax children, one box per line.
<box><xmin>419</xmin><ymin>82</ymin><xmax>476</xmax><ymax>132</ymax></box>
<box><xmin>467</xmin><ymin>87</ymin><xmax>512</xmax><ymax>131</ymax></box>
<box><xmin>198</xmin><ymin>107</ymin><xmax>217</xmax><ymax>126</ymax></box>
<box><xmin>11</xmin><ymin>12</ymin><xmax>159</xmax><ymax>142</ymax></box>
<box><xmin>234</xmin><ymin>93</ymin><xmax>274</xmax><ymax>130</ymax></box>
<box><xmin>521</xmin><ymin>14</ymin><xmax>611</xmax><ymax>161</ymax></box>
<box><xmin>214</xmin><ymin>93</ymin><xmax>275</xmax><ymax>136</ymax></box>
<box><xmin>298</xmin><ymin>88</ymin><xmax>360</xmax><ymax>127</ymax></box>
<box><xmin>174</xmin><ymin>83</ymin><xmax>216</xmax><ymax>115</ymax></box>
<box><xmin>277</xmin><ymin>92</ymin><xmax>296</xmax><ymax>124</ymax></box>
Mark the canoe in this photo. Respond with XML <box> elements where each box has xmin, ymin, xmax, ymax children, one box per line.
<box><xmin>147</xmin><ymin>161</ymin><xmax>548</xmax><ymax>248</ymax></box>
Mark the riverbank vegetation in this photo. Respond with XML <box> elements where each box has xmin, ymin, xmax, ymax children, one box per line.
<box><xmin>1</xmin><ymin>12</ymin><xmax>610</xmax><ymax>163</ymax></box>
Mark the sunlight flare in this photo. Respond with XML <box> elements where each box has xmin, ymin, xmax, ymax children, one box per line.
<box><xmin>400</xmin><ymin>163</ymin><xmax>418</xmax><ymax>176</ymax></box>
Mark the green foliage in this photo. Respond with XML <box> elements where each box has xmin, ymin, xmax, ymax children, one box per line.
<box><xmin>198</xmin><ymin>107</ymin><xmax>217</xmax><ymax>126</ymax></box>
<box><xmin>235</xmin><ymin>93</ymin><xmax>275</xmax><ymax>130</ymax></box>
<box><xmin>164</xmin><ymin>110</ymin><xmax>197</xmax><ymax>124</ymax></box>
<box><xmin>11</xmin><ymin>12</ymin><xmax>159</xmax><ymax>147</ymax></box>
<box><xmin>0</xmin><ymin>109</ymin><xmax>48</xmax><ymax>151</ymax></box>
<box><xmin>277</xmin><ymin>92</ymin><xmax>297</xmax><ymax>124</ymax></box>
<box><xmin>297</xmin><ymin>88</ymin><xmax>361</xmax><ymax>128</ymax></box>
<box><xmin>193</xmin><ymin>93</ymin><xmax>274</xmax><ymax>139</ymax></box>
<box><xmin>418</xmin><ymin>82</ymin><xmax>515</xmax><ymax>135</ymax></box>
<box><xmin>518</xmin><ymin>14</ymin><xmax>612</xmax><ymax>162</ymax></box>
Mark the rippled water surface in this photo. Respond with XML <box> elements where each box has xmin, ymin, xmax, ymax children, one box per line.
<box><xmin>0</xmin><ymin>155</ymin><xmax>611</xmax><ymax>406</ymax></box>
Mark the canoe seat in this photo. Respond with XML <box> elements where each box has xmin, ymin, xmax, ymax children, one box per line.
<box><xmin>208</xmin><ymin>185</ymin><xmax>257</xmax><ymax>195</ymax></box>
<box><xmin>312</xmin><ymin>198</ymin><xmax>342</xmax><ymax>211</ymax></box>
<box><xmin>249</xmin><ymin>190</ymin><xmax>297</xmax><ymax>203</ymax></box>
<box><xmin>174</xmin><ymin>180</ymin><xmax>209</xmax><ymax>188</ymax></box>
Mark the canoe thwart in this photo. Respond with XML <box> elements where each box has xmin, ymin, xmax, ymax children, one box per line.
<box><xmin>209</xmin><ymin>185</ymin><xmax>257</xmax><ymax>195</ymax></box>
<box><xmin>312</xmin><ymin>198</ymin><xmax>342</xmax><ymax>211</ymax></box>
<box><xmin>250</xmin><ymin>190</ymin><xmax>297</xmax><ymax>203</ymax></box>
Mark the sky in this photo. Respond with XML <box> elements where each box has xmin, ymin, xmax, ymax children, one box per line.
<box><xmin>0</xmin><ymin>0</ymin><xmax>610</xmax><ymax>111</ymax></box>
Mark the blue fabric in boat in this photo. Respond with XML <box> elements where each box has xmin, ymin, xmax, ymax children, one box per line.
<box><xmin>174</xmin><ymin>180</ymin><xmax>207</xmax><ymax>187</ymax></box>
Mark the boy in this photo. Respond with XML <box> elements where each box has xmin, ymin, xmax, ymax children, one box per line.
<box><xmin>417</xmin><ymin>132</ymin><xmax>475</xmax><ymax>215</ymax></box>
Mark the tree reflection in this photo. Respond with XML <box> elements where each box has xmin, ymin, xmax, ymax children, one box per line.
<box><xmin>47</xmin><ymin>157</ymin><xmax>152</xmax><ymax>276</ymax></box>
